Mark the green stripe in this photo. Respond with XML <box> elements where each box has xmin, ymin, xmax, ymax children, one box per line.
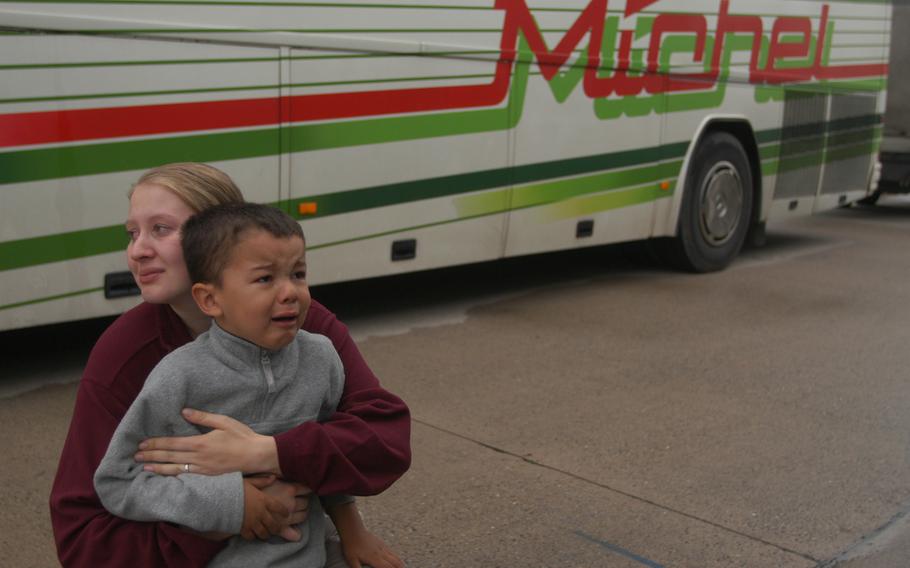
<box><xmin>0</xmin><ymin>109</ymin><xmax>881</xmax><ymax>271</ymax></box>
<box><xmin>456</xmin><ymin>160</ymin><xmax>682</xmax><ymax>218</ymax></box>
<box><xmin>762</xmin><ymin>138</ymin><xmax>879</xmax><ymax>176</ymax></box>
<box><xmin>754</xmin><ymin>113</ymin><xmax>882</xmax><ymax>144</ymax></box>
<box><xmin>0</xmin><ymin>128</ymin><xmax>282</xmax><ymax>185</ymax></box>
<box><xmin>0</xmin><ymin>84</ymin><xmax>278</xmax><ymax>105</ymax></box>
<box><xmin>758</xmin><ymin>125</ymin><xmax>882</xmax><ymax>159</ymax></box>
<box><xmin>0</xmin><ymin>226</ymin><xmax>129</xmax><ymax>272</ymax></box>
<box><xmin>0</xmin><ymin>140</ymin><xmax>686</xmax><ymax>272</ymax></box>
<box><xmin>0</xmin><ymin>287</ymin><xmax>104</xmax><ymax>312</ymax></box>
<box><xmin>545</xmin><ymin>180</ymin><xmax>676</xmax><ymax>220</ymax></box>
<box><xmin>3</xmin><ymin>173</ymin><xmax>676</xmax><ymax>311</ymax></box>
<box><xmin>288</xmin><ymin>143</ymin><xmax>689</xmax><ymax>219</ymax></box>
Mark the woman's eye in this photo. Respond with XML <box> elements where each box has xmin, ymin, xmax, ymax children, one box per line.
<box><xmin>126</xmin><ymin>229</ymin><xmax>138</xmax><ymax>241</ymax></box>
<box><xmin>152</xmin><ymin>224</ymin><xmax>171</xmax><ymax>235</ymax></box>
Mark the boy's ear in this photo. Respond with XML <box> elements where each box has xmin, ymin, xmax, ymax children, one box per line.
<box><xmin>191</xmin><ymin>282</ymin><xmax>223</xmax><ymax>318</ymax></box>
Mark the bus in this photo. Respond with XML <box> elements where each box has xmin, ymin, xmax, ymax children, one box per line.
<box><xmin>0</xmin><ymin>0</ymin><xmax>891</xmax><ymax>331</ymax></box>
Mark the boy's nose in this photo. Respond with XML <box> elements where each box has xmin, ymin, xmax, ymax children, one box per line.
<box><xmin>278</xmin><ymin>279</ymin><xmax>298</xmax><ymax>302</ymax></box>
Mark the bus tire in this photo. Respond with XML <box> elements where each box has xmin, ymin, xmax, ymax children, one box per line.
<box><xmin>857</xmin><ymin>189</ymin><xmax>881</xmax><ymax>206</ymax></box>
<box><xmin>663</xmin><ymin>131</ymin><xmax>753</xmax><ymax>272</ymax></box>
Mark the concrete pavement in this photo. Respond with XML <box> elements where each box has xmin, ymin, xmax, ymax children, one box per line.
<box><xmin>2</xmin><ymin>196</ymin><xmax>910</xmax><ymax>567</ymax></box>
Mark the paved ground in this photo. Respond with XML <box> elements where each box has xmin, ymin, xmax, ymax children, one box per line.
<box><xmin>2</xmin><ymin>195</ymin><xmax>910</xmax><ymax>567</ymax></box>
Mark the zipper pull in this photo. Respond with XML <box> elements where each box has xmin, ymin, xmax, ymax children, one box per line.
<box><xmin>260</xmin><ymin>350</ymin><xmax>276</xmax><ymax>393</ymax></box>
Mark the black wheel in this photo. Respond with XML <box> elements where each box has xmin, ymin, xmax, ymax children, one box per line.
<box><xmin>661</xmin><ymin>131</ymin><xmax>754</xmax><ymax>272</ymax></box>
<box><xmin>857</xmin><ymin>189</ymin><xmax>881</xmax><ymax>206</ymax></box>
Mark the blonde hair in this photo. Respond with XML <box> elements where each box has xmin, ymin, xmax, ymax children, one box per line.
<box><xmin>130</xmin><ymin>162</ymin><xmax>244</xmax><ymax>212</ymax></box>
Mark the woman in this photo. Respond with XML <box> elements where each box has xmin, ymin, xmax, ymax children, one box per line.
<box><xmin>49</xmin><ymin>163</ymin><xmax>411</xmax><ymax>567</ymax></box>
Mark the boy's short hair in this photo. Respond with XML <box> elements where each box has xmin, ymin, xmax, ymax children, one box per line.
<box><xmin>182</xmin><ymin>203</ymin><xmax>305</xmax><ymax>284</ymax></box>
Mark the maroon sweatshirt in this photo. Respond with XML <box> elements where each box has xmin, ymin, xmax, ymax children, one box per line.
<box><xmin>49</xmin><ymin>300</ymin><xmax>411</xmax><ymax>567</ymax></box>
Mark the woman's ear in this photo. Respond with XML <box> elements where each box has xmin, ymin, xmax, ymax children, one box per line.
<box><xmin>191</xmin><ymin>282</ymin><xmax>223</xmax><ymax>318</ymax></box>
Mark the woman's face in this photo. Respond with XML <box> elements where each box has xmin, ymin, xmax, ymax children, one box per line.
<box><xmin>125</xmin><ymin>183</ymin><xmax>196</xmax><ymax>305</ymax></box>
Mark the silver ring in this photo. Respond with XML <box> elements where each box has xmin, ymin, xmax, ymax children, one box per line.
<box><xmin>183</xmin><ymin>463</ymin><xmax>190</xmax><ymax>473</ymax></box>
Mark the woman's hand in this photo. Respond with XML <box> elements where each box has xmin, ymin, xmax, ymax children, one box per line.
<box><xmin>135</xmin><ymin>408</ymin><xmax>281</xmax><ymax>476</ymax></box>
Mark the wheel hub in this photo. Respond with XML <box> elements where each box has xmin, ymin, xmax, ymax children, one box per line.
<box><xmin>699</xmin><ymin>161</ymin><xmax>743</xmax><ymax>246</ymax></box>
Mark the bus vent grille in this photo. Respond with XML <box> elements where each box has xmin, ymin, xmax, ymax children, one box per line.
<box><xmin>773</xmin><ymin>90</ymin><xmax>827</xmax><ymax>200</ymax></box>
<box><xmin>819</xmin><ymin>94</ymin><xmax>879</xmax><ymax>195</ymax></box>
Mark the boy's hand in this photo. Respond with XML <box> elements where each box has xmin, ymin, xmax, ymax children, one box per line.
<box><xmin>257</xmin><ymin>475</ymin><xmax>312</xmax><ymax>541</ymax></box>
<box><xmin>241</xmin><ymin>477</ymin><xmax>290</xmax><ymax>541</ymax></box>
<box><xmin>329</xmin><ymin>501</ymin><xmax>404</xmax><ymax>568</ymax></box>
<box><xmin>341</xmin><ymin>529</ymin><xmax>405</xmax><ymax>568</ymax></box>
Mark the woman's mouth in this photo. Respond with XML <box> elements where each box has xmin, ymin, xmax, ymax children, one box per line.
<box><xmin>136</xmin><ymin>269</ymin><xmax>164</xmax><ymax>284</ymax></box>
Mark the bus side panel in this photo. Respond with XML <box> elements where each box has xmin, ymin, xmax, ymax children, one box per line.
<box><xmin>286</xmin><ymin>48</ymin><xmax>512</xmax><ymax>285</ymax></box>
<box><xmin>0</xmin><ymin>33</ymin><xmax>282</xmax><ymax>331</ymax></box>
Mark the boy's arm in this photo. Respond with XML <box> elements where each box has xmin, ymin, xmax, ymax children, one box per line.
<box><xmin>50</xmin><ymin>376</ymin><xmax>227</xmax><ymax>567</ymax></box>
<box><xmin>93</xmin><ymin>369</ymin><xmax>247</xmax><ymax>534</ymax></box>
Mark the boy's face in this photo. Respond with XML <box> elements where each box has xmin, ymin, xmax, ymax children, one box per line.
<box><xmin>205</xmin><ymin>229</ymin><xmax>310</xmax><ymax>351</ymax></box>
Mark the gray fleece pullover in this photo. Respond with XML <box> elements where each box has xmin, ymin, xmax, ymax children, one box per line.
<box><xmin>94</xmin><ymin>320</ymin><xmax>346</xmax><ymax>568</ymax></box>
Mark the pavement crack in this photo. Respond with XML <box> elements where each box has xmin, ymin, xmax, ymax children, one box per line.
<box><xmin>414</xmin><ymin>418</ymin><xmax>820</xmax><ymax>564</ymax></box>
<box><xmin>815</xmin><ymin>503</ymin><xmax>910</xmax><ymax>567</ymax></box>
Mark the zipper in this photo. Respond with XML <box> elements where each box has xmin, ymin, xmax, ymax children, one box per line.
<box><xmin>260</xmin><ymin>350</ymin><xmax>276</xmax><ymax>393</ymax></box>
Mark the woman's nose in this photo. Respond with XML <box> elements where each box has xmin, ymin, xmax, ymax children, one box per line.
<box><xmin>128</xmin><ymin>232</ymin><xmax>153</xmax><ymax>260</ymax></box>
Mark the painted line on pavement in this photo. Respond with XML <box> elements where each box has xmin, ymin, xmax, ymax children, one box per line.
<box><xmin>574</xmin><ymin>530</ymin><xmax>666</xmax><ymax>568</ymax></box>
<box><xmin>415</xmin><ymin>419</ymin><xmax>820</xmax><ymax>564</ymax></box>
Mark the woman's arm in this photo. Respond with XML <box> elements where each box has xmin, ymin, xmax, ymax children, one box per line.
<box><xmin>275</xmin><ymin>300</ymin><xmax>411</xmax><ymax>494</ymax></box>
<box><xmin>50</xmin><ymin>378</ymin><xmax>226</xmax><ymax>567</ymax></box>
<box><xmin>136</xmin><ymin>300</ymin><xmax>411</xmax><ymax>495</ymax></box>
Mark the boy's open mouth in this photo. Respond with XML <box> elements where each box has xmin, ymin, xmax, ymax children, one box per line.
<box><xmin>271</xmin><ymin>314</ymin><xmax>298</xmax><ymax>323</ymax></box>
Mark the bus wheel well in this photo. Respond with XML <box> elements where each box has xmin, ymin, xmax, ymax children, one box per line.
<box><xmin>698</xmin><ymin>120</ymin><xmax>764</xmax><ymax>246</ymax></box>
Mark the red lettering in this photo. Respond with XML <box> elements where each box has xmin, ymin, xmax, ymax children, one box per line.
<box><xmin>647</xmin><ymin>13</ymin><xmax>714</xmax><ymax>93</ymax></box>
<box><xmin>494</xmin><ymin>0</ymin><xmax>608</xmax><ymax>81</ymax></box>
<box><xmin>714</xmin><ymin>0</ymin><xmax>764</xmax><ymax>83</ymax></box>
<box><xmin>764</xmin><ymin>17</ymin><xmax>813</xmax><ymax>83</ymax></box>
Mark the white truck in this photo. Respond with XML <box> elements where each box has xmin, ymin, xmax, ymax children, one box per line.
<box><xmin>866</xmin><ymin>1</ymin><xmax>909</xmax><ymax>203</ymax></box>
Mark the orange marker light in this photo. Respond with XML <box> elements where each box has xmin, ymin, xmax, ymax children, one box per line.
<box><xmin>298</xmin><ymin>202</ymin><xmax>318</xmax><ymax>216</ymax></box>
<box><xmin>659</xmin><ymin>181</ymin><xmax>671</xmax><ymax>191</ymax></box>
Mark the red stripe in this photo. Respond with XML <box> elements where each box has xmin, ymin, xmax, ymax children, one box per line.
<box><xmin>816</xmin><ymin>63</ymin><xmax>889</xmax><ymax>80</ymax></box>
<box><xmin>289</xmin><ymin>60</ymin><xmax>512</xmax><ymax>122</ymax></box>
<box><xmin>0</xmin><ymin>98</ymin><xmax>279</xmax><ymax>148</ymax></box>
<box><xmin>0</xmin><ymin>57</ymin><xmax>513</xmax><ymax>149</ymax></box>
<box><xmin>0</xmin><ymin>0</ymin><xmax>888</xmax><ymax>151</ymax></box>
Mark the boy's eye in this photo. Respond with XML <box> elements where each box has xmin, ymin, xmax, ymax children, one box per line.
<box><xmin>256</xmin><ymin>275</ymin><xmax>272</xmax><ymax>284</ymax></box>
<box><xmin>293</xmin><ymin>270</ymin><xmax>307</xmax><ymax>280</ymax></box>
